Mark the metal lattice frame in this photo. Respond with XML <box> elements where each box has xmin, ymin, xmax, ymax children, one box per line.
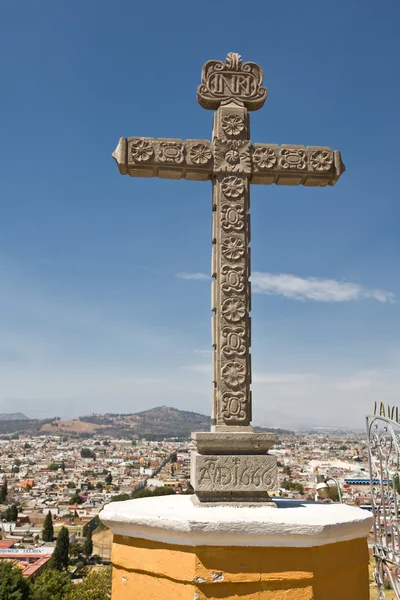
<box><xmin>367</xmin><ymin>413</ymin><xmax>400</xmax><ymax>597</ymax></box>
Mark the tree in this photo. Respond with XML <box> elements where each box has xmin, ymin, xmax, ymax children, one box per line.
<box><xmin>96</xmin><ymin>482</ymin><xmax>104</xmax><ymax>490</ymax></box>
<box><xmin>0</xmin><ymin>562</ymin><xmax>31</xmax><ymax>600</ymax></box>
<box><xmin>110</xmin><ymin>493</ymin><xmax>131</xmax><ymax>502</ymax></box>
<box><xmin>32</xmin><ymin>568</ymin><xmax>71</xmax><ymax>600</ymax></box>
<box><xmin>131</xmin><ymin>486</ymin><xmax>176</xmax><ymax>499</ymax></box>
<box><xmin>42</xmin><ymin>511</ymin><xmax>54</xmax><ymax>542</ymax></box>
<box><xmin>83</xmin><ymin>528</ymin><xmax>93</xmax><ymax>557</ymax></box>
<box><xmin>70</xmin><ymin>492</ymin><xmax>83</xmax><ymax>505</ymax></box>
<box><xmin>50</xmin><ymin>526</ymin><xmax>70</xmax><ymax>571</ymax></box>
<box><xmin>67</xmin><ymin>482</ymin><xmax>76</xmax><ymax>489</ymax></box>
<box><xmin>0</xmin><ymin>480</ymin><xmax>7</xmax><ymax>503</ymax></box>
<box><xmin>5</xmin><ymin>503</ymin><xmax>18</xmax><ymax>522</ymax></box>
<box><xmin>81</xmin><ymin>448</ymin><xmax>96</xmax><ymax>459</ymax></box>
<box><xmin>153</xmin><ymin>486</ymin><xmax>176</xmax><ymax>497</ymax></box>
<box><xmin>105</xmin><ymin>472</ymin><xmax>112</xmax><ymax>486</ymax></box>
<box><xmin>69</xmin><ymin>542</ymin><xmax>83</xmax><ymax>558</ymax></box>
<box><xmin>64</xmin><ymin>567</ymin><xmax>111</xmax><ymax>600</ymax></box>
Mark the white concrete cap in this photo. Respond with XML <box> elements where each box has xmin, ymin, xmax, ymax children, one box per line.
<box><xmin>100</xmin><ymin>495</ymin><xmax>373</xmax><ymax>548</ymax></box>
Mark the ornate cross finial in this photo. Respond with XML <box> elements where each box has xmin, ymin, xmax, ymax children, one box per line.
<box><xmin>197</xmin><ymin>52</ymin><xmax>268</xmax><ymax>111</ymax></box>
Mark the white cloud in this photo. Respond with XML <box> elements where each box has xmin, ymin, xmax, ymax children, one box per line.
<box><xmin>251</xmin><ymin>272</ymin><xmax>395</xmax><ymax>303</ymax></box>
<box><xmin>175</xmin><ymin>272</ymin><xmax>210</xmax><ymax>281</ymax></box>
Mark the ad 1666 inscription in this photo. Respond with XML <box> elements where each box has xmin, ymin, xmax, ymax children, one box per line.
<box><xmin>191</xmin><ymin>454</ymin><xmax>276</xmax><ymax>493</ymax></box>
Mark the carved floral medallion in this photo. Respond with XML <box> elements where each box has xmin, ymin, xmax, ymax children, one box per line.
<box><xmin>253</xmin><ymin>147</ymin><xmax>277</xmax><ymax>169</ymax></box>
<box><xmin>221</xmin><ymin>236</ymin><xmax>245</xmax><ymax>260</ymax></box>
<box><xmin>221</xmin><ymin>361</ymin><xmax>246</xmax><ymax>387</ymax></box>
<box><xmin>221</xmin><ymin>176</ymin><xmax>246</xmax><ymax>198</ymax></box>
<box><xmin>189</xmin><ymin>143</ymin><xmax>212</xmax><ymax>165</ymax></box>
<box><xmin>310</xmin><ymin>150</ymin><xmax>333</xmax><ymax>171</ymax></box>
<box><xmin>214</xmin><ymin>140</ymin><xmax>251</xmax><ymax>174</ymax></box>
<box><xmin>130</xmin><ymin>139</ymin><xmax>154</xmax><ymax>162</ymax></box>
<box><xmin>221</xmin><ymin>114</ymin><xmax>245</xmax><ymax>137</ymax></box>
<box><xmin>221</xmin><ymin>297</ymin><xmax>246</xmax><ymax>322</ymax></box>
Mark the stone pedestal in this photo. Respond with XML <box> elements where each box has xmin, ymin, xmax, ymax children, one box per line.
<box><xmin>100</xmin><ymin>495</ymin><xmax>373</xmax><ymax>600</ymax></box>
<box><xmin>191</xmin><ymin>432</ymin><xmax>277</xmax><ymax>504</ymax></box>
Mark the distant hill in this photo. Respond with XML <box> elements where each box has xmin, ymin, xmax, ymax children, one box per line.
<box><xmin>0</xmin><ymin>413</ymin><xmax>28</xmax><ymax>421</ymax></box>
<box><xmin>79</xmin><ymin>406</ymin><xmax>210</xmax><ymax>438</ymax></box>
<box><xmin>0</xmin><ymin>406</ymin><xmax>291</xmax><ymax>438</ymax></box>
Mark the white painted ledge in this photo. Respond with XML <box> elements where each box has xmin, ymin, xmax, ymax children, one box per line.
<box><xmin>100</xmin><ymin>495</ymin><xmax>373</xmax><ymax>548</ymax></box>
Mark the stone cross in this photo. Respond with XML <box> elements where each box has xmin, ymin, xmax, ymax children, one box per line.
<box><xmin>113</xmin><ymin>52</ymin><xmax>345</xmax><ymax>504</ymax></box>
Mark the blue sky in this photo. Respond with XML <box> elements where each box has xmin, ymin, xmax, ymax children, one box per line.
<box><xmin>1</xmin><ymin>1</ymin><xmax>399</xmax><ymax>428</ymax></box>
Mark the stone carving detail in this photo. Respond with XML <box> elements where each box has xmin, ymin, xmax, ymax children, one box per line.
<box><xmin>221</xmin><ymin>265</ymin><xmax>245</xmax><ymax>293</ymax></box>
<box><xmin>221</xmin><ymin>361</ymin><xmax>246</xmax><ymax>388</ymax></box>
<box><xmin>214</xmin><ymin>140</ymin><xmax>251</xmax><ymax>174</ymax></box>
<box><xmin>279</xmin><ymin>148</ymin><xmax>306</xmax><ymax>170</ymax></box>
<box><xmin>221</xmin><ymin>297</ymin><xmax>246</xmax><ymax>323</ymax></box>
<box><xmin>221</xmin><ymin>236</ymin><xmax>245</xmax><ymax>260</ymax></box>
<box><xmin>310</xmin><ymin>150</ymin><xmax>333</xmax><ymax>171</ymax></box>
<box><xmin>221</xmin><ymin>326</ymin><xmax>246</xmax><ymax>357</ymax></box>
<box><xmin>198</xmin><ymin>52</ymin><xmax>268</xmax><ymax>111</ymax></box>
<box><xmin>214</xmin><ymin>132</ymin><xmax>250</xmax><ymax>428</ymax></box>
<box><xmin>194</xmin><ymin>455</ymin><xmax>277</xmax><ymax>492</ymax></box>
<box><xmin>189</xmin><ymin>143</ymin><xmax>212</xmax><ymax>165</ymax></box>
<box><xmin>157</xmin><ymin>141</ymin><xmax>185</xmax><ymax>164</ymax></box>
<box><xmin>221</xmin><ymin>176</ymin><xmax>245</xmax><ymax>198</ymax></box>
<box><xmin>221</xmin><ymin>391</ymin><xmax>247</xmax><ymax>422</ymax></box>
<box><xmin>253</xmin><ymin>147</ymin><xmax>277</xmax><ymax>169</ymax></box>
<box><xmin>130</xmin><ymin>139</ymin><xmax>154</xmax><ymax>162</ymax></box>
<box><xmin>221</xmin><ymin>114</ymin><xmax>245</xmax><ymax>137</ymax></box>
<box><xmin>221</xmin><ymin>203</ymin><xmax>245</xmax><ymax>232</ymax></box>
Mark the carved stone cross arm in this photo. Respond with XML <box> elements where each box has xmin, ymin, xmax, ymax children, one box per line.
<box><xmin>113</xmin><ymin>137</ymin><xmax>344</xmax><ymax>187</ymax></box>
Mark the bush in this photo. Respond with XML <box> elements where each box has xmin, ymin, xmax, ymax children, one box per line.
<box><xmin>0</xmin><ymin>562</ymin><xmax>31</xmax><ymax>600</ymax></box>
<box><xmin>65</xmin><ymin>567</ymin><xmax>111</xmax><ymax>600</ymax></box>
<box><xmin>32</xmin><ymin>568</ymin><xmax>71</xmax><ymax>600</ymax></box>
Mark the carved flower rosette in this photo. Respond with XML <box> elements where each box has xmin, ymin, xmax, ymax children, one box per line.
<box><xmin>221</xmin><ymin>297</ymin><xmax>246</xmax><ymax>323</ymax></box>
<box><xmin>221</xmin><ymin>176</ymin><xmax>245</xmax><ymax>198</ymax></box>
<box><xmin>253</xmin><ymin>146</ymin><xmax>277</xmax><ymax>170</ymax></box>
<box><xmin>130</xmin><ymin>138</ymin><xmax>154</xmax><ymax>163</ymax></box>
<box><xmin>214</xmin><ymin>140</ymin><xmax>251</xmax><ymax>174</ymax></box>
<box><xmin>309</xmin><ymin>150</ymin><xmax>333</xmax><ymax>172</ymax></box>
<box><xmin>221</xmin><ymin>114</ymin><xmax>245</xmax><ymax>137</ymax></box>
<box><xmin>188</xmin><ymin>142</ymin><xmax>212</xmax><ymax>166</ymax></box>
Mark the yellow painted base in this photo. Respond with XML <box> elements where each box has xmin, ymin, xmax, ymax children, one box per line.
<box><xmin>110</xmin><ymin>535</ymin><xmax>370</xmax><ymax>600</ymax></box>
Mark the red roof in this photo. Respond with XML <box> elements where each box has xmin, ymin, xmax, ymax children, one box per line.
<box><xmin>22</xmin><ymin>556</ymin><xmax>50</xmax><ymax>578</ymax></box>
<box><xmin>0</xmin><ymin>541</ymin><xmax>15</xmax><ymax>549</ymax></box>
